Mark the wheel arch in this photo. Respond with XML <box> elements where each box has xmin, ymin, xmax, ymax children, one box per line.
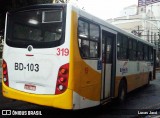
<box><xmin>117</xmin><ymin>76</ymin><xmax>128</xmax><ymax>102</ymax></box>
<box><xmin>149</xmin><ymin>71</ymin><xmax>152</xmax><ymax>81</ymax></box>
<box><xmin>119</xmin><ymin>76</ymin><xmax>128</xmax><ymax>92</ymax></box>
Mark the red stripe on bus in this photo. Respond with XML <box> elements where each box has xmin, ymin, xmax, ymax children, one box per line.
<box><xmin>26</xmin><ymin>54</ymin><xmax>34</xmax><ymax>56</ymax></box>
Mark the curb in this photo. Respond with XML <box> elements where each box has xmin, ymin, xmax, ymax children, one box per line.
<box><xmin>156</xmin><ymin>68</ymin><xmax>160</xmax><ymax>71</ymax></box>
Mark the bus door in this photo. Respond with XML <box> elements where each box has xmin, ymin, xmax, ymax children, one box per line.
<box><xmin>101</xmin><ymin>30</ymin><xmax>116</xmax><ymax>100</ymax></box>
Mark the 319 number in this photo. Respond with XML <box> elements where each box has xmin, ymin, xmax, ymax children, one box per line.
<box><xmin>57</xmin><ymin>48</ymin><xmax>69</xmax><ymax>56</ymax></box>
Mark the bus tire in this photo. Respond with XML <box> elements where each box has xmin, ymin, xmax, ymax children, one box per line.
<box><xmin>118</xmin><ymin>79</ymin><xmax>127</xmax><ymax>102</ymax></box>
<box><xmin>147</xmin><ymin>72</ymin><xmax>152</xmax><ymax>85</ymax></box>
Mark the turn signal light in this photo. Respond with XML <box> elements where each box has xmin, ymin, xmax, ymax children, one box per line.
<box><xmin>60</xmin><ymin>68</ymin><xmax>66</xmax><ymax>74</ymax></box>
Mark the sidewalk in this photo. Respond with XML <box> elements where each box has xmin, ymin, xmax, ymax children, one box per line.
<box><xmin>156</xmin><ymin>67</ymin><xmax>160</xmax><ymax>70</ymax></box>
<box><xmin>156</xmin><ymin>68</ymin><xmax>160</xmax><ymax>73</ymax></box>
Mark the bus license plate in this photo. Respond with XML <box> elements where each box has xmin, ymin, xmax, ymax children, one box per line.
<box><xmin>15</xmin><ymin>63</ymin><xmax>39</xmax><ymax>72</ymax></box>
<box><xmin>24</xmin><ymin>84</ymin><xmax>36</xmax><ymax>91</ymax></box>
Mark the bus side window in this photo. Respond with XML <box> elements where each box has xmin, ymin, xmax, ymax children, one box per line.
<box><xmin>79</xmin><ymin>39</ymin><xmax>90</xmax><ymax>58</ymax></box>
<box><xmin>149</xmin><ymin>47</ymin><xmax>153</xmax><ymax>61</ymax></box>
<box><xmin>78</xmin><ymin>19</ymin><xmax>100</xmax><ymax>59</ymax></box>
<box><xmin>117</xmin><ymin>34</ymin><xmax>123</xmax><ymax>60</ymax></box>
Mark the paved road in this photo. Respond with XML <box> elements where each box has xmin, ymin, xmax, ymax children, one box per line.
<box><xmin>0</xmin><ymin>73</ymin><xmax>160</xmax><ymax>118</ymax></box>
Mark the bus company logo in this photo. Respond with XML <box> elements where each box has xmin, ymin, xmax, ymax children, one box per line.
<box><xmin>27</xmin><ymin>45</ymin><xmax>33</xmax><ymax>52</ymax></box>
<box><xmin>120</xmin><ymin>62</ymin><xmax>128</xmax><ymax>75</ymax></box>
<box><xmin>2</xmin><ymin>110</ymin><xmax>42</xmax><ymax>116</ymax></box>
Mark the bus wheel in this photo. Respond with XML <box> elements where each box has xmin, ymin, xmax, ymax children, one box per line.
<box><xmin>118</xmin><ymin>80</ymin><xmax>127</xmax><ymax>102</ymax></box>
<box><xmin>147</xmin><ymin>72</ymin><xmax>152</xmax><ymax>85</ymax></box>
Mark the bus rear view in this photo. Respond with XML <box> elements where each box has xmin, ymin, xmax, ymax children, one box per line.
<box><xmin>2</xmin><ymin>4</ymin><xmax>73</xmax><ymax>109</ymax></box>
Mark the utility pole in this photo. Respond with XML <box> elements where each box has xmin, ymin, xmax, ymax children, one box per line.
<box><xmin>151</xmin><ymin>32</ymin><xmax>153</xmax><ymax>43</ymax></box>
<box><xmin>158</xmin><ymin>30</ymin><xmax>160</xmax><ymax>51</ymax></box>
<box><xmin>147</xmin><ymin>30</ymin><xmax>150</xmax><ymax>42</ymax></box>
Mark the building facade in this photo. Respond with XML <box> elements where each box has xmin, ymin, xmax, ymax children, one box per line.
<box><xmin>107</xmin><ymin>1</ymin><xmax>160</xmax><ymax>49</ymax></box>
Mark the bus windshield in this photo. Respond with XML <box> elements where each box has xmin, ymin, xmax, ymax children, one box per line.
<box><xmin>6</xmin><ymin>8</ymin><xmax>65</xmax><ymax>48</ymax></box>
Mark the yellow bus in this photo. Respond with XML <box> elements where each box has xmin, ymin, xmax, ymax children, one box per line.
<box><xmin>2</xmin><ymin>3</ymin><xmax>156</xmax><ymax>109</ymax></box>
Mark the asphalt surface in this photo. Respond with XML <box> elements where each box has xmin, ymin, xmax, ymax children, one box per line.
<box><xmin>0</xmin><ymin>73</ymin><xmax>160</xmax><ymax>118</ymax></box>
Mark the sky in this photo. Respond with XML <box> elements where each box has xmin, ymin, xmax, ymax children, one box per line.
<box><xmin>74</xmin><ymin>0</ymin><xmax>138</xmax><ymax>19</ymax></box>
